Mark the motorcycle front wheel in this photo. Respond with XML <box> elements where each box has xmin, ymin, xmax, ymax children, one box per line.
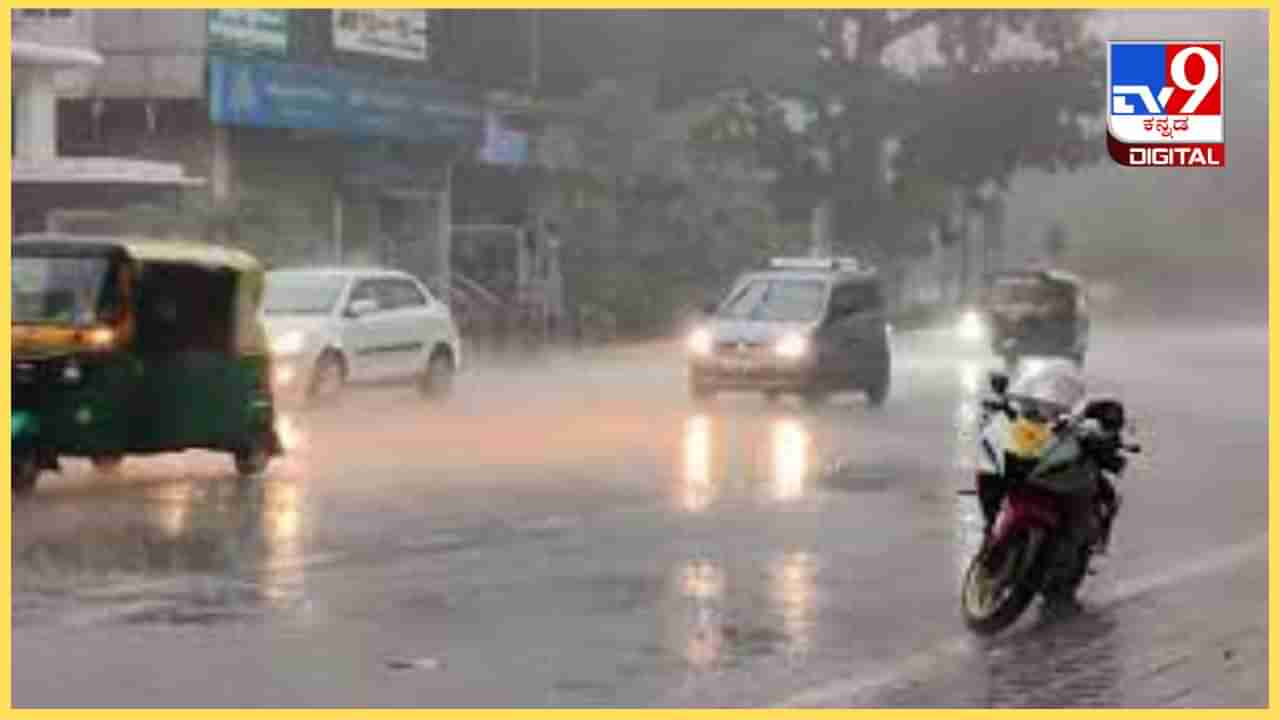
<box><xmin>961</xmin><ymin>528</ymin><xmax>1045</xmax><ymax>635</ymax></box>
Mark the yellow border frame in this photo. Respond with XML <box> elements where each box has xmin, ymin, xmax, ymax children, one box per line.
<box><xmin>2</xmin><ymin>3</ymin><xmax>1273</xmax><ymax>716</ymax></box>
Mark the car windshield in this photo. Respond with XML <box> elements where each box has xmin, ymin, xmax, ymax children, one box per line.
<box><xmin>13</xmin><ymin>256</ymin><xmax>114</xmax><ymax>326</ymax></box>
<box><xmin>264</xmin><ymin>274</ymin><xmax>346</xmax><ymax>315</ymax></box>
<box><xmin>988</xmin><ymin>276</ymin><xmax>1073</xmax><ymax>309</ymax></box>
<box><xmin>718</xmin><ymin>278</ymin><xmax>827</xmax><ymax>323</ymax></box>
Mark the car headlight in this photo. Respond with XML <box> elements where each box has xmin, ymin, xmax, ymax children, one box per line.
<box><xmin>774</xmin><ymin>333</ymin><xmax>810</xmax><ymax>359</ymax></box>
<box><xmin>687</xmin><ymin>327</ymin><xmax>714</xmax><ymax>357</ymax></box>
<box><xmin>271</xmin><ymin>331</ymin><xmax>307</xmax><ymax>356</ymax></box>
<box><xmin>957</xmin><ymin>310</ymin><xmax>986</xmax><ymax>341</ymax></box>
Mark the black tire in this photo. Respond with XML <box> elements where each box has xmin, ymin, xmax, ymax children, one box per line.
<box><xmin>419</xmin><ymin>349</ymin><xmax>455</xmax><ymax>401</ymax></box>
<box><xmin>1047</xmin><ymin>542</ymin><xmax>1092</xmax><ymax>604</ymax></box>
<box><xmin>12</xmin><ymin>454</ymin><xmax>39</xmax><ymax>497</ymax></box>
<box><xmin>233</xmin><ymin>430</ymin><xmax>272</xmax><ymax>478</ymax></box>
<box><xmin>307</xmin><ymin>351</ymin><xmax>346</xmax><ymax>407</ymax></box>
<box><xmin>865</xmin><ymin>354</ymin><xmax>891</xmax><ymax>409</ymax></box>
<box><xmin>690</xmin><ymin>377</ymin><xmax>715</xmax><ymax>403</ymax></box>
<box><xmin>91</xmin><ymin>454</ymin><xmax>124</xmax><ymax>474</ymax></box>
<box><xmin>961</xmin><ymin>528</ymin><xmax>1045</xmax><ymax>635</ymax></box>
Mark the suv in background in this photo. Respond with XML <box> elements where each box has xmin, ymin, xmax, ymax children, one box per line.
<box><xmin>686</xmin><ymin>257</ymin><xmax>891</xmax><ymax>407</ymax></box>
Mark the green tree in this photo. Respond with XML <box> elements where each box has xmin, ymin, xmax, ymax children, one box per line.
<box><xmin>692</xmin><ymin>11</ymin><xmax>1104</xmax><ymax>261</ymax></box>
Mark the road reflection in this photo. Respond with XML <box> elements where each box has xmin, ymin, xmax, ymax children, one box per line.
<box><xmin>769</xmin><ymin>551</ymin><xmax>817</xmax><ymax>659</ymax></box>
<box><xmin>13</xmin><ymin>474</ymin><xmax>309</xmax><ymax>618</ymax></box>
<box><xmin>680</xmin><ymin>415</ymin><xmax>717</xmax><ymax>513</ymax></box>
<box><xmin>771</xmin><ymin>418</ymin><xmax>810</xmax><ymax>502</ymax></box>
<box><xmin>663</xmin><ymin>550</ymin><xmax>819</xmax><ymax>670</ymax></box>
<box><xmin>677</xmin><ymin>412</ymin><xmax>816</xmax><ymax>512</ymax></box>
<box><xmin>669</xmin><ymin>559</ymin><xmax>728</xmax><ymax>669</ymax></box>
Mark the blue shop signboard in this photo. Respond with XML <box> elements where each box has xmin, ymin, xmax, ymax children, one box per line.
<box><xmin>208</xmin><ymin>54</ymin><xmax>482</xmax><ymax>146</ymax></box>
<box><xmin>477</xmin><ymin>111</ymin><xmax>530</xmax><ymax>167</ymax></box>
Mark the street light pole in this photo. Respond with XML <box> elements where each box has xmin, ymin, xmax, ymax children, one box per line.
<box><xmin>529</xmin><ymin>11</ymin><xmax>541</xmax><ymax>96</ymax></box>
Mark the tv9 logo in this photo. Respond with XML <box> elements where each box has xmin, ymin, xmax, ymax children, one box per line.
<box><xmin>1107</xmin><ymin>42</ymin><xmax>1225</xmax><ymax>167</ymax></box>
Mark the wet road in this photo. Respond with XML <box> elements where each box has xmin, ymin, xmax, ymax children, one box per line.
<box><xmin>11</xmin><ymin>322</ymin><xmax>1267</xmax><ymax>707</ymax></box>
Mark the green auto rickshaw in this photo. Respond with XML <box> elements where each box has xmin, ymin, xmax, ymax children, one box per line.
<box><xmin>11</xmin><ymin>234</ymin><xmax>283</xmax><ymax>495</ymax></box>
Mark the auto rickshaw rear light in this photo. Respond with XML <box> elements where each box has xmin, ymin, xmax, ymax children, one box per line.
<box><xmin>84</xmin><ymin>327</ymin><xmax>115</xmax><ymax>348</ymax></box>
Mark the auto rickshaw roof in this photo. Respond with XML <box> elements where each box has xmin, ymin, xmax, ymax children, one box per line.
<box><xmin>987</xmin><ymin>267</ymin><xmax>1082</xmax><ymax>289</ymax></box>
<box><xmin>14</xmin><ymin>233</ymin><xmax>262</xmax><ymax>272</ymax></box>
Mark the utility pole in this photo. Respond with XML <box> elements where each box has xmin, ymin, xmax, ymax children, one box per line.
<box><xmin>529</xmin><ymin>11</ymin><xmax>541</xmax><ymax>96</ymax></box>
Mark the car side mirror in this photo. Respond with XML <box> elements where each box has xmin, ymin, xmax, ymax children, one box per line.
<box><xmin>347</xmin><ymin>298</ymin><xmax>378</xmax><ymax>318</ymax></box>
<box><xmin>988</xmin><ymin>371</ymin><xmax>1009</xmax><ymax>396</ymax></box>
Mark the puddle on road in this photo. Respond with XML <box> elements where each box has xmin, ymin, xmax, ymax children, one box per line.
<box><xmin>675</xmin><ymin>412</ymin><xmax>820</xmax><ymax>512</ymax></box>
<box><xmin>13</xmin><ymin>475</ymin><xmax>311</xmax><ymax>628</ymax></box>
<box><xmin>659</xmin><ymin>551</ymin><xmax>820</xmax><ymax>671</ymax></box>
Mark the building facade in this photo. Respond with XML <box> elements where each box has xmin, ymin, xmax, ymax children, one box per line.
<box><xmin>49</xmin><ymin>10</ymin><xmax>488</xmax><ymax>295</ymax></box>
<box><xmin>12</xmin><ymin>10</ymin><xmax>206</xmax><ymax>234</ymax></box>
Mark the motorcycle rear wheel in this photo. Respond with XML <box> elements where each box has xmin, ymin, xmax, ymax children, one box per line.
<box><xmin>961</xmin><ymin>528</ymin><xmax>1044</xmax><ymax>635</ymax></box>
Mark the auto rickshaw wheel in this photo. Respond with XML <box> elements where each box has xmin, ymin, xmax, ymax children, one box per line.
<box><xmin>91</xmin><ymin>454</ymin><xmax>124</xmax><ymax>474</ymax></box>
<box><xmin>13</xmin><ymin>455</ymin><xmax>39</xmax><ymax>496</ymax></box>
<box><xmin>234</xmin><ymin>431</ymin><xmax>272</xmax><ymax>478</ymax></box>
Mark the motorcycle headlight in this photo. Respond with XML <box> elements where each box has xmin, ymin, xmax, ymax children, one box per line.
<box><xmin>687</xmin><ymin>327</ymin><xmax>714</xmax><ymax>357</ymax></box>
<box><xmin>271</xmin><ymin>331</ymin><xmax>307</xmax><ymax>356</ymax></box>
<box><xmin>956</xmin><ymin>310</ymin><xmax>986</xmax><ymax>341</ymax></box>
<box><xmin>774</xmin><ymin>333</ymin><xmax>810</xmax><ymax>359</ymax></box>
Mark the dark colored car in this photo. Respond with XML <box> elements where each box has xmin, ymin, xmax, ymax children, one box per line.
<box><xmin>686</xmin><ymin>258</ymin><xmax>891</xmax><ymax>407</ymax></box>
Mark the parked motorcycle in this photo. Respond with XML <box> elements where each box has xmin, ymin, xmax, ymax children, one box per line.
<box><xmin>959</xmin><ymin>360</ymin><xmax>1139</xmax><ymax>635</ymax></box>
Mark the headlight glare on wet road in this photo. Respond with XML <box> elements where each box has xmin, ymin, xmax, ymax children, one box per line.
<box><xmin>274</xmin><ymin>364</ymin><xmax>297</xmax><ymax>388</ymax></box>
<box><xmin>687</xmin><ymin>327</ymin><xmax>714</xmax><ymax>357</ymax></box>
<box><xmin>271</xmin><ymin>331</ymin><xmax>307</xmax><ymax>356</ymax></box>
<box><xmin>957</xmin><ymin>310</ymin><xmax>986</xmax><ymax>341</ymax></box>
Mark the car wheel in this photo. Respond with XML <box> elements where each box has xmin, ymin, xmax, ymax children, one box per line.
<box><xmin>91</xmin><ymin>454</ymin><xmax>124</xmax><ymax>474</ymax></box>
<box><xmin>307</xmin><ymin>351</ymin><xmax>346</xmax><ymax>407</ymax></box>
<box><xmin>690</xmin><ymin>377</ymin><xmax>715</xmax><ymax>403</ymax></box>
<box><xmin>865</xmin><ymin>355</ymin><xmax>891</xmax><ymax>409</ymax></box>
<box><xmin>233</xmin><ymin>430</ymin><xmax>272</xmax><ymax>479</ymax></box>
<box><xmin>420</xmin><ymin>350</ymin><xmax>455</xmax><ymax>401</ymax></box>
<box><xmin>13</xmin><ymin>454</ymin><xmax>39</xmax><ymax>497</ymax></box>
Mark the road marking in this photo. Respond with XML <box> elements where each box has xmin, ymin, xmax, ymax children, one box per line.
<box><xmin>776</xmin><ymin>534</ymin><xmax>1267</xmax><ymax>707</ymax></box>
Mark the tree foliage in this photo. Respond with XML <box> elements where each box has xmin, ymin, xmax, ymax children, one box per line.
<box><xmin>690</xmin><ymin>11</ymin><xmax>1105</xmax><ymax>259</ymax></box>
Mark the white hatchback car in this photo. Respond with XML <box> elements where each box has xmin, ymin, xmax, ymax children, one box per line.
<box><xmin>263</xmin><ymin>268</ymin><xmax>462</xmax><ymax>406</ymax></box>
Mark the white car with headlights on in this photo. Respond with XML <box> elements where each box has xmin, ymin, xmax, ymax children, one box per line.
<box><xmin>687</xmin><ymin>257</ymin><xmax>892</xmax><ymax>407</ymax></box>
<box><xmin>263</xmin><ymin>268</ymin><xmax>461</xmax><ymax>407</ymax></box>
